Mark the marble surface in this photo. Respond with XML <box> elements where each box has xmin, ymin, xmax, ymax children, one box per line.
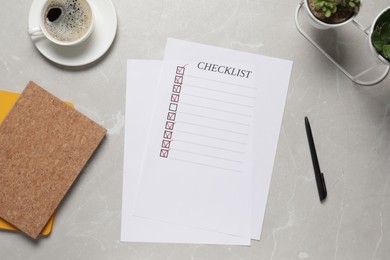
<box><xmin>1</xmin><ymin>0</ymin><xmax>390</xmax><ymax>259</ymax></box>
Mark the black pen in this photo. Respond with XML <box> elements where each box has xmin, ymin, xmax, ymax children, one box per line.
<box><xmin>305</xmin><ymin>117</ymin><xmax>327</xmax><ymax>202</ymax></box>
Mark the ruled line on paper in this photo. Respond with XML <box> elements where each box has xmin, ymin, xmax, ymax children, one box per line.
<box><xmin>185</xmin><ymin>74</ymin><xmax>257</xmax><ymax>89</ymax></box>
<box><xmin>184</xmin><ymin>83</ymin><xmax>256</xmax><ymax>99</ymax></box>
<box><xmin>178</xmin><ymin>121</ymin><xmax>249</xmax><ymax>135</ymax></box>
<box><xmin>180</xmin><ymin>102</ymin><xmax>253</xmax><ymax>117</ymax></box>
<box><xmin>182</xmin><ymin>93</ymin><xmax>254</xmax><ymax>108</ymax></box>
<box><xmin>175</xmin><ymin>130</ymin><xmax>246</xmax><ymax>145</ymax></box>
<box><xmin>179</xmin><ymin>112</ymin><xmax>251</xmax><ymax>127</ymax></box>
<box><xmin>171</xmin><ymin>148</ymin><xmax>243</xmax><ymax>163</ymax></box>
<box><xmin>174</xmin><ymin>139</ymin><xmax>245</xmax><ymax>154</ymax></box>
<box><xmin>170</xmin><ymin>158</ymin><xmax>242</xmax><ymax>173</ymax></box>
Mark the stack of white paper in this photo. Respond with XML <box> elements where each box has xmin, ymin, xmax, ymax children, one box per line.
<box><xmin>121</xmin><ymin>39</ymin><xmax>293</xmax><ymax>245</ymax></box>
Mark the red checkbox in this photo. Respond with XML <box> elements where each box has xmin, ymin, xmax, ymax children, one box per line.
<box><xmin>172</xmin><ymin>85</ymin><xmax>181</xmax><ymax>93</ymax></box>
<box><xmin>165</xmin><ymin>121</ymin><xmax>175</xmax><ymax>130</ymax></box>
<box><xmin>162</xmin><ymin>140</ymin><xmax>171</xmax><ymax>148</ymax></box>
<box><xmin>160</xmin><ymin>149</ymin><xmax>169</xmax><ymax>158</ymax></box>
<box><xmin>167</xmin><ymin>112</ymin><xmax>176</xmax><ymax>121</ymax></box>
<box><xmin>174</xmin><ymin>76</ymin><xmax>183</xmax><ymax>84</ymax></box>
<box><xmin>176</xmin><ymin>66</ymin><xmax>185</xmax><ymax>75</ymax></box>
<box><xmin>163</xmin><ymin>130</ymin><xmax>173</xmax><ymax>139</ymax></box>
<box><xmin>171</xmin><ymin>94</ymin><xmax>179</xmax><ymax>103</ymax></box>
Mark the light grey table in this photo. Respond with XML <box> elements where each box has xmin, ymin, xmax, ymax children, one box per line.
<box><xmin>1</xmin><ymin>1</ymin><xmax>390</xmax><ymax>259</ymax></box>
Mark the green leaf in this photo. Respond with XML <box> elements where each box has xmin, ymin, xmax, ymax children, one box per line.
<box><xmin>349</xmin><ymin>2</ymin><xmax>355</xmax><ymax>7</ymax></box>
<box><xmin>383</xmin><ymin>44</ymin><xmax>390</xmax><ymax>59</ymax></box>
<box><xmin>315</xmin><ymin>2</ymin><xmax>324</xmax><ymax>10</ymax></box>
<box><xmin>373</xmin><ymin>40</ymin><xmax>385</xmax><ymax>52</ymax></box>
<box><xmin>325</xmin><ymin>9</ymin><xmax>331</xmax><ymax>17</ymax></box>
<box><xmin>380</xmin><ymin>22</ymin><xmax>390</xmax><ymax>40</ymax></box>
<box><xmin>332</xmin><ymin>5</ymin><xmax>337</xmax><ymax>13</ymax></box>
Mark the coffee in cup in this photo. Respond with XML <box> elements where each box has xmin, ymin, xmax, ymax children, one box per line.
<box><xmin>28</xmin><ymin>0</ymin><xmax>94</xmax><ymax>46</ymax></box>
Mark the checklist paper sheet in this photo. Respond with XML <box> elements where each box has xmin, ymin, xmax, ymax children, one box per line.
<box><xmin>164</xmin><ymin>39</ymin><xmax>293</xmax><ymax>239</ymax></box>
<box><xmin>121</xmin><ymin>39</ymin><xmax>293</xmax><ymax>245</ymax></box>
<box><xmin>134</xmin><ymin>60</ymin><xmax>255</xmax><ymax>238</ymax></box>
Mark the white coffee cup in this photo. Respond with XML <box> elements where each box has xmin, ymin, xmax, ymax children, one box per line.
<box><xmin>28</xmin><ymin>0</ymin><xmax>94</xmax><ymax>46</ymax></box>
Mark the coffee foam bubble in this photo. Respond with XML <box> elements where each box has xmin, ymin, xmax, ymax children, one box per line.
<box><xmin>44</xmin><ymin>0</ymin><xmax>92</xmax><ymax>43</ymax></box>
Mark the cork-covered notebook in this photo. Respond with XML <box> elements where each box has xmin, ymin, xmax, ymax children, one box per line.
<box><xmin>0</xmin><ymin>82</ymin><xmax>107</xmax><ymax>239</ymax></box>
<box><xmin>0</xmin><ymin>90</ymin><xmax>63</xmax><ymax>236</ymax></box>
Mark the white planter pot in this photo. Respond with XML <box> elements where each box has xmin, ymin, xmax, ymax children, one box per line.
<box><xmin>368</xmin><ymin>7</ymin><xmax>390</xmax><ymax>65</ymax></box>
<box><xmin>303</xmin><ymin>0</ymin><xmax>362</xmax><ymax>30</ymax></box>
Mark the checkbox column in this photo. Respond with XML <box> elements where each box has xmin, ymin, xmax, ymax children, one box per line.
<box><xmin>159</xmin><ymin>64</ymin><xmax>187</xmax><ymax>158</ymax></box>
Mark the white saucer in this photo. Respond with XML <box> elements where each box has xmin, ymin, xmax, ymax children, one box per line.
<box><xmin>28</xmin><ymin>0</ymin><xmax>117</xmax><ymax>67</ymax></box>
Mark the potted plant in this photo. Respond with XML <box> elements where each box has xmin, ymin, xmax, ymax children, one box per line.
<box><xmin>370</xmin><ymin>7</ymin><xmax>390</xmax><ymax>65</ymax></box>
<box><xmin>304</xmin><ymin>0</ymin><xmax>361</xmax><ymax>29</ymax></box>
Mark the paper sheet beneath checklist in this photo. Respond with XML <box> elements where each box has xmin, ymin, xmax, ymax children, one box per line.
<box><xmin>133</xmin><ymin>60</ymin><xmax>256</xmax><ymax>237</ymax></box>
<box><xmin>121</xmin><ymin>60</ymin><xmax>250</xmax><ymax>245</ymax></box>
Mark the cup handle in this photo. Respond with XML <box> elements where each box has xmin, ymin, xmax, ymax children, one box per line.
<box><xmin>28</xmin><ymin>27</ymin><xmax>44</xmax><ymax>37</ymax></box>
